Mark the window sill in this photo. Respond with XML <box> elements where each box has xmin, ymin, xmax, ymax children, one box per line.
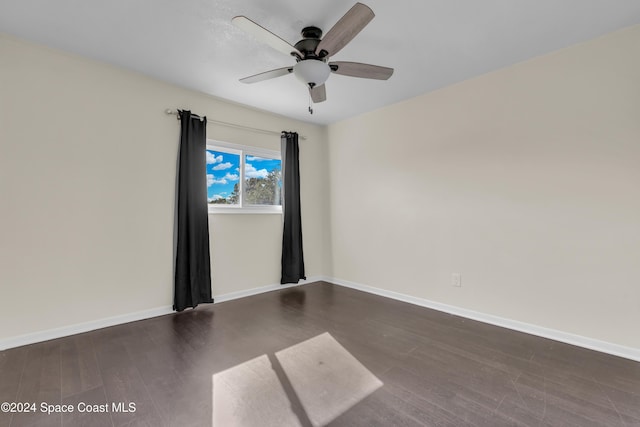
<box><xmin>208</xmin><ymin>207</ymin><xmax>282</xmax><ymax>215</ymax></box>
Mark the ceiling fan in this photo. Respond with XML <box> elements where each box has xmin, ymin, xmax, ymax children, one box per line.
<box><xmin>232</xmin><ymin>2</ymin><xmax>394</xmax><ymax>107</ymax></box>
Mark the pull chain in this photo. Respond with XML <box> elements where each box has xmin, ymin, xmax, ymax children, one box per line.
<box><xmin>308</xmin><ymin>93</ymin><xmax>314</xmax><ymax>115</ymax></box>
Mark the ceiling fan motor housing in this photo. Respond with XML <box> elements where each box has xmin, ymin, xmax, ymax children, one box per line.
<box><xmin>294</xmin><ymin>26</ymin><xmax>324</xmax><ymax>58</ymax></box>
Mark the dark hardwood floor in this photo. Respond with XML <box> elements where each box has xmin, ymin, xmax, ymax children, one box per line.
<box><xmin>1</xmin><ymin>281</ymin><xmax>639</xmax><ymax>426</ymax></box>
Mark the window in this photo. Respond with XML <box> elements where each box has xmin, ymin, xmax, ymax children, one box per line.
<box><xmin>206</xmin><ymin>140</ymin><xmax>282</xmax><ymax>214</ymax></box>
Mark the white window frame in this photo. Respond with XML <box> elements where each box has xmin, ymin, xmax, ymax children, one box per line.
<box><xmin>207</xmin><ymin>139</ymin><xmax>282</xmax><ymax>215</ymax></box>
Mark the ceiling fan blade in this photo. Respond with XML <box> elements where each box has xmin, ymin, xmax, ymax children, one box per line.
<box><xmin>315</xmin><ymin>3</ymin><xmax>374</xmax><ymax>58</ymax></box>
<box><xmin>330</xmin><ymin>61</ymin><xmax>394</xmax><ymax>80</ymax></box>
<box><xmin>239</xmin><ymin>66</ymin><xmax>294</xmax><ymax>84</ymax></box>
<box><xmin>310</xmin><ymin>84</ymin><xmax>327</xmax><ymax>103</ymax></box>
<box><xmin>232</xmin><ymin>16</ymin><xmax>302</xmax><ymax>57</ymax></box>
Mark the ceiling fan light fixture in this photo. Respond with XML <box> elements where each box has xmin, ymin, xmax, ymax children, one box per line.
<box><xmin>293</xmin><ymin>59</ymin><xmax>330</xmax><ymax>88</ymax></box>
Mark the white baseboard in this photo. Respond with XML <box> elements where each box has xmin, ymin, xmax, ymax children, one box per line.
<box><xmin>213</xmin><ymin>275</ymin><xmax>325</xmax><ymax>303</ymax></box>
<box><xmin>327</xmin><ymin>277</ymin><xmax>640</xmax><ymax>363</ymax></box>
<box><xmin>0</xmin><ymin>276</ymin><xmax>326</xmax><ymax>351</ymax></box>
<box><xmin>7</xmin><ymin>275</ymin><xmax>635</xmax><ymax>363</ymax></box>
<box><xmin>0</xmin><ymin>306</ymin><xmax>174</xmax><ymax>351</ymax></box>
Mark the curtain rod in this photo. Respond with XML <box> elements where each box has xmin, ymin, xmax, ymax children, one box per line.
<box><xmin>165</xmin><ymin>109</ymin><xmax>307</xmax><ymax>140</ymax></box>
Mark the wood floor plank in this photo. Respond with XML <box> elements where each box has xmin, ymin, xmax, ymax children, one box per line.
<box><xmin>399</xmin><ymin>347</ymin><xmax>513</xmax><ymax>411</ymax></box>
<box><xmin>60</xmin><ymin>334</ymin><xmax>103</xmax><ymax>398</ymax></box>
<box><xmin>11</xmin><ymin>341</ymin><xmax>62</xmax><ymax>427</ymax></box>
<box><xmin>328</xmin><ymin>391</ymin><xmax>427</xmax><ymax>427</ymax></box>
<box><xmin>99</xmin><ymin>364</ymin><xmax>165</xmax><ymax>427</ymax></box>
<box><xmin>0</xmin><ymin>346</ymin><xmax>28</xmax><ymax>427</ymax></box>
<box><xmin>62</xmin><ymin>386</ymin><xmax>113</xmax><ymax>427</ymax></box>
<box><xmin>590</xmin><ymin>378</ymin><xmax>640</xmax><ymax>421</ymax></box>
<box><xmin>380</xmin><ymin>366</ymin><xmax>521</xmax><ymax>426</ymax></box>
<box><xmin>1</xmin><ymin>281</ymin><xmax>638</xmax><ymax>427</ymax></box>
<box><xmin>148</xmin><ymin>374</ymin><xmax>211</xmax><ymax>427</ymax></box>
<box><xmin>368</xmin><ymin>383</ymin><xmax>471</xmax><ymax>427</ymax></box>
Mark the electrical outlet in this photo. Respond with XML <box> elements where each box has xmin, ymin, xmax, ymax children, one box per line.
<box><xmin>452</xmin><ymin>273</ymin><xmax>462</xmax><ymax>287</ymax></box>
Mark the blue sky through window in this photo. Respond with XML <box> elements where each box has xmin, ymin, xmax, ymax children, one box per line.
<box><xmin>206</xmin><ymin>149</ymin><xmax>281</xmax><ymax>204</ymax></box>
<box><xmin>206</xmin><ymin>150</ymin><xmax>240</xmax><ymax>203</ymax></box>
<box><xmin>245</xmin><ymin>155</ymin><xmax>281</xmax><ymax>179</ymax></box>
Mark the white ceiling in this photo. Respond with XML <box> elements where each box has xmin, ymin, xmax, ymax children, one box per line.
<box><xmin>2</xmin><ymin>1</ymin><xmax>640</xmax><ymax>125</ymax></box>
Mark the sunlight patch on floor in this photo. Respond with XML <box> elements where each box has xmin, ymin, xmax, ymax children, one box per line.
<box><xmin>213</xmin><ymin>354</ymin><xmax>301</xmax><ymax>427</ymax></box>
<box><xmin>212</xmin><ymin>332</ymin><xmax>383</xmax><ymax>427</ymax></box>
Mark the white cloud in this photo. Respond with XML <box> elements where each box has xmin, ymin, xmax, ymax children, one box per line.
<box><xmin>206</xmin><ymin>152</ymin><xmax>223</xmax><ymax>165</ymax></box>
<box><xmin>246</xmin><ymin>155</ymin><xmax>268</xmax><ymax>161</ymax></box>
<box><xmin>224</xmin><ymin>173</ymin><xmax>239</xmax><ymax>181</ymax></box>
<box><xmin>208</xmin><ymin>195</ymin><xmax>224</xmax><ymax>202</ymax></box>
<box><xmin>213</xmin><ymin>162</ymin><xmax>232</xmax><ymax>171</ymax></box>
<box><xmin>245</xmin><ymin>163</ymin><xmax>268</xmax><ymax>179</ymax></box>
<box><xmin>208</xmin><ymin>174</ymin><xmax>227</xmax><ymax>186</ymax></box>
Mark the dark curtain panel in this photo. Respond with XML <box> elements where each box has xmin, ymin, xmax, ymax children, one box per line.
<box><xmin>281</xmin><ymin>131</ymin><xmax>306</xmax><ymax>284</ymax></box>
<box><xmin>174</xmin><ymin>110</ymin><xmax>213</xmax><ymax>311</ymax></box>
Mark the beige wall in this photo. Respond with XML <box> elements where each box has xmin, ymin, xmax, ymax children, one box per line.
<box><xmin>0</xmin><ymin>34</ymin><xmax>329</xmax><ymax>340</ymax></box>
<box><xmin>327</xmin><ymin>25</ymin><xmax>640</xmax><ymax>349</ymax></box>
<box><xmin>2</xmin><ymin>24</ymin><xmax>639</xmax><ymax>352</ymax></box>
